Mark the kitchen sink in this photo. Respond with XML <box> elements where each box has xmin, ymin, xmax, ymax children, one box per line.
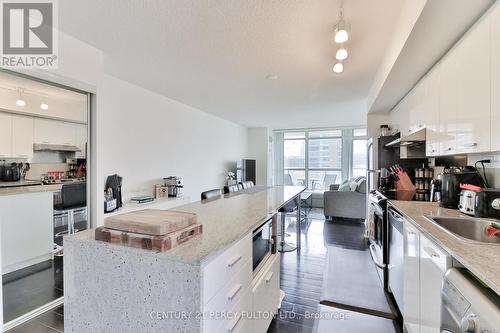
<box><xmin>425</xmin><ymin>216</ymin><xmax>500</xmax><ymax>245</ymax></box>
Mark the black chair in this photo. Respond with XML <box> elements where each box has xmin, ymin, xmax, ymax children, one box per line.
<box><xmin>241</xmin><ymin>181</ymin><xmax>255</xmax><ymax>189</ymax></box>
<box><xmin>278</xmin><ymin>200</ymin><xmax>298</xmax><ymax>253</ymax></box>
<box><xmin>54</xmin><ymin>182</ymin><xmax>87</xmax><ymax>237</ymax></box>
<box><xmin>223</xmin><ymin>184</ymin><xmax>240</xmax><ymax>194</ymax></box>
<box><xmin>201</xmin><ymin>189</ymin><xmax>222</xmax><ymax>200</ymax></box>
<box><xmin>237</xmin><ymin>183</ymin><xmax>244</xmax><ymax>190</ymax></box>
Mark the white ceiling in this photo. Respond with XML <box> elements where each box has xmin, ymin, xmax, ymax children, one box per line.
<box><xmin>58</xmin><ymin>0</ymin><xmax>405</xmax><ymax>129</ymax></box>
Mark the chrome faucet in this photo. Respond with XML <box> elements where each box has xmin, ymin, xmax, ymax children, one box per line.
<box><xmin>492</xmin><ymin>198</ymin><xmax>500</xmax><ymax>210</ymax></box>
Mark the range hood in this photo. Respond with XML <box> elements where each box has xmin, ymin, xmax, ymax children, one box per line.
<box><xmin>33</xmin><ymin>143</ymin><xmax>81</xmax><ymax>152</ymax></box>
<box><xmin>386</xmin><ymin>128</ymin><xmax>426</xmax><ymax>147</ymax></box>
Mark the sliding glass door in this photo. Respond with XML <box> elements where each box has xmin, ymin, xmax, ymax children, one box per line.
<box><xmin>279</xmin><ymin>128</ymin><xmax>367</xmax><ymax>191</ymax></box>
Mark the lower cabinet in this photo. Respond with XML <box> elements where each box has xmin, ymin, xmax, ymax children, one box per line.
<box><xmin>402</xmin><ymin>217</ymin><xmax>453</xmax><ymax>333</ymax></box>
<box><xmin>252</xmin><ymin>254</ymin><xmax>280</xmax><ymax>333</ymax></box>
<box><xmin>201</xmin><ymin>234</ymin><xmax>280</xmax><ymax>333</ymax></box>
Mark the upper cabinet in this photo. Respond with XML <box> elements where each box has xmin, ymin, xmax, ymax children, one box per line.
<box><xmin>425</xmin><ymin>68</ymin><xmax>440</xmax><ymax>157</ymax></box>
<box><xmin>390</xmin><ymin>3</ymin><xmax>499</xmax><ymax>156</ymax></box>
<box><xmin>0</xmin><ymin>113</ymin><xmax>13</xmax><ymax>157</ymax></box>
<box><xmin>11</xmin><ymin>115</ymin><xmax>34</xmax><ymax>159</ymax></box>
<box><xmin>34</xmin><ymin>119</ymin><xmax>76</xmax><ymax>146</ymax></box>
<box><xmin>438</xmin><ymin>52</ymin><xmax>458</xmax><ymax>156</ymax></box>
<box><xmin>75</xmin><ymin>124</ymin><xmax>87</xmax><ymax>159</ymax></box>
<box><xmin>455</xmin><ymin>15</ymin><xmax>491</xmax><ymax>154</ymax></box>
<box><xmin>492</xmin><ymin>4</ymin><xmax>500</xmax><ymax>152</ymax></box>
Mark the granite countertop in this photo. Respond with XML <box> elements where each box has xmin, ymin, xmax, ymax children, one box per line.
<box><xmin>0</xmin><ymin>183</ymin><xmax>63</xmax><ymax>196</ymax></box>
<box><xmin>70</xmin><ymin>185</ymin><xmax>305</xmax><ymax>265</ymax></box>
<box><xmin>389</xmin><ymin>200</ymin><xmax>500</xmax><ymax>295</ymax></box>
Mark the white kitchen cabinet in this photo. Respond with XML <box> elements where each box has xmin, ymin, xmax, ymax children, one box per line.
<box><xmin>419</xmin><ymin>234</ymin><xmax>452</xmax><ymax>333</ymax></box>
<box><xmin>390</xmin><ymin>98</ymin><xmax>410</xmax><ymax>136</ymax></box>
<box><xmin>455</xmin><ymin>15</ymin><xmax>491</xmax><ymax>154</ymax></box>
<box><xmin>0</xmin><ymin>112</ymin><xmax>12</xmax><ymax>157</ymax></box>
<box><xmin>403</xmin><ymin>220</ymin><xmax>420</xmax><ymax>333</ymax></box>
<box><xmin>75</xmin><ymin>123</ymin><xmax>87</xmax><ymax>159</ymax></box>
<box><xmin>408</xmin><ymin>81</ymin><xmax>427</xmax><ymax>133</ymax></box>
<box><xmin>423</xmin><ymin>69</ymin><xmax>441</xmax><ymax>157</ymax></box>
<box><xmin>11</xmin><ymin>115</ymin><xmax>34</xmax><ymax>159</ymax></box>
<box><xmin>34</xmin><ymin>118</ymin><xmax>77</xmax><ymax>146</ymax></box>
<box><xmin>491</xmin><ymin>3</ymin><xmax>500</xmax><ymax>152</ymax></box>
<box><xmin>252</xmin><ymin>254</ymin><xmax>280</xmax><ymax>333</ymax></box>
<box><xmin>438</xmin><ymin>51</ymin><xmax>458</xmax><ymax>156</ymax></box>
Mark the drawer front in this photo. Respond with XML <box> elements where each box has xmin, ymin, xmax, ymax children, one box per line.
<box><xmin>202</xmin><ymin>288</ymin><xmax>252</xmax><ymax>333</ymax></box>
<box><xmin>203</xmin><ymin>232</ymin><xmax>252</xmax><ymax>304</ymax></box>
<box><xmin>204</xmin><ymin>258</ymin><xmax>252</xmax><ymax>315</ymax></box>
<box><xmin>252</xmin><ymin>255</ymin><xmax>280</xmax><ymax>333</ymax></box>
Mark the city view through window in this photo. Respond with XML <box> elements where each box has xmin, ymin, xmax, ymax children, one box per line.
<box><xmin>283</xmin><ymin>128</ymin><xmax>367</xmax><ymax>191</ymax></box>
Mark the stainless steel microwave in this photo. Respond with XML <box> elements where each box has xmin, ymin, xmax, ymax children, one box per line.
<box><xmin>252</xmin><ymin>216</ymin><xmax>276</xmax><ymax>274</ymax></box>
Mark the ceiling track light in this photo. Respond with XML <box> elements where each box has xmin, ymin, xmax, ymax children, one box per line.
<box><xmin>336</xmin><ymin>45</ymin><xmax>348</xmax><ymax>60</ymax></box>
<box><xmin>16</xmin><ymin>88</ymin><xmax>25</xmax><ymax>107</ymax></box>
<box><xmin>333</xmin><ymin>61</ymin><xmax>344</xmax><ymax>73</ymax></box>
<box><xmin>334</xmin><ymin>1</ymin><xmax>349</xmax><ymax>44</ymax></box>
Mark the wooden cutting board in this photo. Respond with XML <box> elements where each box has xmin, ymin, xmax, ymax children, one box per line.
<box><xmin>95</xmin><ymin>223</ymin><xmax>203</xmax><ymax>252</ymax></box>
<box><xmin>104</xmin><ymin>209</ymin><xmax>197</xmax><ymax>236</ymax></box>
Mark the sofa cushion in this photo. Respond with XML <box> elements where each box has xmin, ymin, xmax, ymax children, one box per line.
<box><xmin>354</xmin><ymin>177</ymin><xmax>367</xmax><ymax>194</ymax></box>
<box><xmin>338</xmin><ymin>179</ymin><xmax>351</xmax><ymax>192</ymax></box>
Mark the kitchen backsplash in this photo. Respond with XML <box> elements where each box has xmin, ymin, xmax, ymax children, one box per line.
<box><xmin>26</xmin><ymin>163</ymin><xmax>69</xmax><ymax>181</ymax></box>
<box><xmin>468</xmin><ymin>152</ymin><xmax>500</xmax><ymax>188</ymax></box>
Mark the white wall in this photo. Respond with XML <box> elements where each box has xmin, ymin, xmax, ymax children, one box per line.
<box><xmin>247</xmin><ymin>128</ymin><xmax>271</xmax><ymax>185</ymax></box>
<box><xmin>100</xmin><ymin>75</ymin><xmax>248</xmax><ymax>210</ymax></box>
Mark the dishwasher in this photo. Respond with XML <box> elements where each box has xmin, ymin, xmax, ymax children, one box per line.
<box><xmin>441</xmin><ymin>268</ymin><xmax>500</xmax><ymax>333</ymax></box>
<box><xmin>388</xmin><ymin>207</ymin><xmax>404</xmax><ymax>313</ymax></box>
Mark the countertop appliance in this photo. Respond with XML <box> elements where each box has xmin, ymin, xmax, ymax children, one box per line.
<box><xmin>1</xmin><ymin>163</ymin><xmax>21</xmax><ymax>181</ymax></box>
<box><xmin>163</xmin><ymin>176</ymin><xmax>183</xmax><ymax>197</ymax></box>
<box><xmin>105</xmin><ymin>174</ymin><xmax>123</xmax><ymax>211</ymax></box>
<box><xmin>439</xmin><ymin>171</ymin><xmax>485</xmax><ymax>209</ymax></box>
<box><xmin>441</xmin><ymin>268</ymin><xmax>500</xmax><ymax>333</ymax></box>
<box><xmin>252</xmin><ymin>216</ymin><xmax>276</xmax><ymax>275</ymax></box>
<box><xmin>388</xmin><ymin>207</ymin><xmax>404</xmax><ymax>313</ymax></box>
<box><xmin>459</xmin><ymin>189</ymin><xmax>478</xmax><ymax>215</ymax></box>
<box><xmin>368</xmin><ymin>190</ymin><xmax>389</xmax><ymax>292</ymax></box>
<box><xmin>474</xmin><ymin>188</ymin><xmax>500</xmax><ymax>219</ymax></box>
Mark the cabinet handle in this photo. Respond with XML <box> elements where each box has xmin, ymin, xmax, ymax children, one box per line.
<box><xmin>418</xmin><ymin>124</ymin><xmax>423</xmax><ymax>128</ymax></box>
<box><xmin>227</xmin><ymin>255</ymin><xmax>242</xmax><ymax>268</ymax></box>
<box><xmin>447</xmin><ymin>147</ymin><xmax>454</xmax><ymax>151</ymax></box>
<box><xmin>226</xmin><ymin>313</ymin><xmax>242</xmax><ymax>333</ymax></box>
<box><xmin>265</xmin><ymin>271</ymin><xmax>274</xmax><ymax>283</ymax></box>
<box><xmin>464</xmin><ymin>143</ymin><xmax>478</xmax><ymax>148</ymax></box>
<box><xmin>227</xmin><ymin>284</ymin><xmax>242</xmax><ymax>301</ymax></box>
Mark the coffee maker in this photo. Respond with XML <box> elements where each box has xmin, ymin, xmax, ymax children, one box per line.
<box><xmin>104</xmin><ymin>174</ymin><xmax>122</xmax><ymax>213</ymax></box>
<box><xmin>163</xmin><ymin>176</ymin><xmax>183</xmax><ymax>197</ymax></box>
<box><xmin>439</xmin><ymin>169</ymin><xmax>485</xmax><ymax>209</ymax></box>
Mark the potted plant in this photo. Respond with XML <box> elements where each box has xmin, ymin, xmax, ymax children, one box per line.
<box><xmin>225</xmin><ymin>171</ymin><xmax>236</xmax><ymax>185</ymax></box>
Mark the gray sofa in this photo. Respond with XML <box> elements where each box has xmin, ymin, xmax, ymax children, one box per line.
<box><xmin>323</xmin><ymin>177</ymin><xmax>367</xmax><ymax>220</ymax></box>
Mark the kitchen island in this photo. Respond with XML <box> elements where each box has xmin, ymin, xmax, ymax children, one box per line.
<box><xmin>64</xmin><ymin>185</ymin><xmax>305</xmax><ymax>333</ymax></box>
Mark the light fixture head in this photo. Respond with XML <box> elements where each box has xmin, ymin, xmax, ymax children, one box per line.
<box><xmin>336</xmin><ymin>46</ymin><xmax>348</xmax><ymax>60</ymax></box>
<box><xmin>16</xmin><ymin>88</ymin><xmax>25</xmax><ymax>106</ymax></box>
<box><xmin>333</xmin><ymin>61</ymin><xmax>344</xmax><ymax>73</ymax></box>
<box><xmin>40</xmin><ymin>103</ymin><xmax>49</xmax><ymax>110</ymax></box>
<box><xmin>334</xmin><ymin>28</ymin><xmax>349</xmax><ymax>43</ymax></box>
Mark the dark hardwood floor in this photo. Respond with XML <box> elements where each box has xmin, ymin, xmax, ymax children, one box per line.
<box><xmin>267</xmin><ymin>209</ymin><xmax>367</xmax><ymax>333</ymax></box>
